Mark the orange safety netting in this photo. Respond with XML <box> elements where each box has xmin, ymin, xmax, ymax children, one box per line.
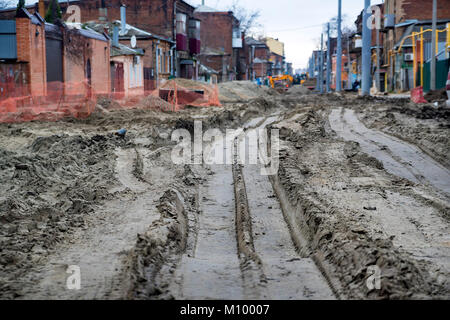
<box><xmin>0</xmin><ymin>81</ymin><xmax>97</xmax><ymax>123</ymax></box>
<box><xmin>0</xmin><ymin>79</ymin><xmax>221</xmax><ymax>123</ymax></box>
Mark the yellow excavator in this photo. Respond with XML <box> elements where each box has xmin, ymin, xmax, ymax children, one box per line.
<box><xmin>269</xmin><ymin>75</ymin><xmax>294</xmax><ymax>89</ymax></box>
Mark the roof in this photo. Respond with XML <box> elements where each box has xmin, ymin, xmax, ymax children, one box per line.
<box><xmin>253</xmin><ymin>58</ymin><xmax>269</xmax><ymax>64</ymax></box>
<box><xmin>111</xmin><ymin>42</ymin><xmax>143</xmax><ymax>57</ymax></box>
<box><xmin>113</xmin><ymin>20</ymin><xmax>174</xmax><ymax>43</ymax></box>
<box><xmin>197</xmin><ymin>47</ymin><xmax>229</xmax><ymax>56</ymax></box>
<box><xmin>199</xmin><ymin>63</ymin><xmax>219</xmax><ymax>75</ymax></box>
<box><xmin>246</xmin><ymin>37</ymin><xmax>267</xmax><ymax>47</ymax></box>
<box><xmin>82</xmin><ymin>20</ymin><xmax>174</xmax><ymax>44</ymax></box>
<box><xmin>64</xmin><ymin>22</ymin><xmax>109</xmax><ymax>42</ymax></box>
<box><xmin>194</xmin><ymin>5</ymin><xmax>219</xmax><ymax>13</ymax></box>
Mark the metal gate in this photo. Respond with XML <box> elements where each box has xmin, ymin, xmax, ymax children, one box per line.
<box><xmin>45</xmin><ymin>25</ymin><xmax>63</xmax><ymax>100</ymax></box>
<box><xmin>111</xmin><ymin>62</ymin><xmax>124</xmax><ymax>99</ymax></box>
<box><xmin>144</xmin><ymin>67</ymin><xmax>155</xmax><ymax>91</ymax></box>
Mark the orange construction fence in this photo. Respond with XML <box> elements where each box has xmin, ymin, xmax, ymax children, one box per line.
<box><xmin>0</xmin><ymin>79</ymin><xmax>221</xmax><ymax>123</ymax></box>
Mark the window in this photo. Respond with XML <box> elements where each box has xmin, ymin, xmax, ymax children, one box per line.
<box><xmin>188</xmin><ymin>20</ymin><xmax>200</xmax><ymax>40</ymax></box>
<box><xmin>176</xmin><ymin>13</ymin><xmax>187</xmax><ymax>35</ymax></box>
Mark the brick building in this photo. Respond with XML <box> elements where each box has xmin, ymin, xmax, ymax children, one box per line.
<box><xmin>265</xmin><ymin>37</ymin><xmax>286</xmax><ymax>75</ymax></box>
<box><xmin>0</xmin><ymin>8</ymin><xmax>110</xmax><ymax>102</ymax></box>
<box><xmin>194</xmin><ymin>5</ymin><xmax>244</xmax><ymax>82</ymax></box>
<box><xmin>383</xmin><ymin>0</ymin><xmax>450</xmax><ymax>92</ymax></box>
<box><xmin>245</xmin><ymin>37</ymin><xmax>272</xmax><ymax>80</ymax></box>
<box><xmin>84</xmin><ymin>5</ymin><xmax>174</xmax><ymax>91</ymax></box>
<box><xmin>0</xmin><ymin>0</ymin><xmax>201</xmax><ymax>81</ymax></box>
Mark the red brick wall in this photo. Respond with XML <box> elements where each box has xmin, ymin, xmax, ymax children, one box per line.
<box><xmin>16</xmin><ymin>17</ymin><xmax>47</xmax><ymax>97</ymax></box>
<box><xmin>396</xmin><ymin>0</ymin><xmax>450</xmax><ymax>23</ymax></box>
<box><xmin>58</xmin><ymin>0</ymin><xmax>180</xmax><ymax>40</ymax></box>
<box><xmin>194</xmin><ymin>11</ymin><xmax>233</xmax><ymax>56</ymax></box>
<box><xmin>254</xmin><ymin>47</ymin><xmax>270</xmax><ymax>61</ymax></box>
<box><xmin>88</xmin><ymin>38</ymin><xmax>110</xmax><ymax>95</ymax></box>
<box><xmin>194</xmin><ymin>11</ymin><xmax>238</xmax><ymax>81</ymax></box>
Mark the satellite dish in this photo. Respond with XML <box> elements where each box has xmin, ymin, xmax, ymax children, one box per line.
<box><xmin>130</xmin><ymin>35</ymin><xmax>137</xmax><ymax>48</ymax></box>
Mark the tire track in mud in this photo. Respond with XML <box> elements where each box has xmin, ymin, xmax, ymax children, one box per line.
<box><xmin>170</xmin><ymin>164</ymin><xmax>245</xmax><ymax>300</ymax></box>
<box><xmin>18</xmin><ymin>148</ymin><xmax>163</xmax><ymax>299</ymax></box>
<box><xmin>232</xmin><ymin>148</ymin><xmax>268</xmax><ymax>300</ymax></box>
<box><xmin>329</xmin><ymin>108</ymin><xmax>450</xmax><ymax>196</ymax></box>
<box><xmin>231</xmin><ymin>120</ymin><xmax>336</xmax><ymax>299</ymax></box>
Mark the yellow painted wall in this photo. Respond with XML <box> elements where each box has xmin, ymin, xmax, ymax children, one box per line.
<box><xmin>265</xmin><ymin>37</ymin><xmax>285</xmax><ymax>57</ymax></box>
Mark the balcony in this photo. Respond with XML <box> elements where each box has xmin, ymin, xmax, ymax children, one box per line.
<box><xmin>189</xmin><ymin>38</ymin><xmax>201</xmax><ymax>55</ymax></box>
<box><xmin>188</xmin><ymin>19</ymin><xmax>201</xmax><ymax>55</ymax></box>
<box><xmin>232</xmin><ymin>37</ymin><xmax>243</xmax><ymax>48</ymax></box>
<box><xmin>232</xmin><ymin>27</ymin><xmax>242</xmax><ymax>48</ymax></box>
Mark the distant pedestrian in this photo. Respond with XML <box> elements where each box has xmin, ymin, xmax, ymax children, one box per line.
<box><xmin>256</xmin><ymin>78</ymin><xmax>262</xmax><ymax>88</ymax></box>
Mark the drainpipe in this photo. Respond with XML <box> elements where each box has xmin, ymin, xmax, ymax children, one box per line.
<box><xmin>155</xmin><ymin>40</ymin><xmax>160</xmax><ymax>86</ymax></box>
<box><xmin>113</xmin><ymin>25</ymin><xmax>119</xmax><ymax>47</ymax></box>
<box><xmin>120</xmin><ymin>5</ymin><xmax>126</xmax><ymax>35</ymax></box>
<box><xmin>376</xmin><ymin>24</ymin><xmax>381</xmax><ymax>92</ymax></box>
<box><xmin>170</xmin><ymin>44</ymin><xmax>176</xmax><ymax>77</ymax></box>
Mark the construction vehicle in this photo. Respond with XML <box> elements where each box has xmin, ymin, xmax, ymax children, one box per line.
<box><xmin>269</xmin><ymin>75</ymin><xmax>294</xmax><ymax>90</ymax></box>
<box><xmin>301</xmin><ymin>73</ymin><xmax>317</xmax><ymax>91</ymax></box>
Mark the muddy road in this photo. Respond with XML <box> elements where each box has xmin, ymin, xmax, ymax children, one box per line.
<box><xmin>0</xmin><ymin>85</ymin><xmax>449</xmax><ymax>300</ymax></box>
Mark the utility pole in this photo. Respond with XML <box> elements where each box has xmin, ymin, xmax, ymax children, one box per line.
<box><xmin>320</xmin><ymin>32</ymin><xmax>324</xmax><ymax>93</ymax></box>
<box><xmin>336</xmin><ymin>0</ymin><xmax>342</xmax><ymax>92</ymax></box>
<box><xmin>376</xmin><ymin>19</ymin><xmax>381</xmax><ymax>92</ymax></box>
<box><xmin>327</xmin><ymin>23</ymin><xmax>331</xmax><ymax>92</ymax></box>
<box><xmin>347</xmin><ymin>33</ymin><xmax>351</xmax><ymax>90</ymax></box>
<box><xmin>430</xmin><ymin>0</ymin><xmax>437</xmax><ymax>91</ymax></box>
<box><xmin>316</xmin><ymin>52</ymin><xmax>320</xmax><ymax>91</ymax></box>
<box><xmin>362</xmin><ymin>0</ymin><xmax>372</xmax><ymax>96</ymax></box>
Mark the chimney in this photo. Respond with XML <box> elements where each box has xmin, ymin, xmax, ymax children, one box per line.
<box><xmin>38</xmin><ymin>0</ymin><xmax>45</xmax><ymax>17</ymax></box>
<box><xmin>120</xmin><ymin>5</ymin><xmax>126</xmax><ymax>35</ymax></box>
<box><xmin>113</xmin><ymin>25</ymin><xmax>119</xmax><ymax>46</ymax></box>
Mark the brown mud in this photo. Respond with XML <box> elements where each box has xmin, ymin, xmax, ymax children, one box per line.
<box><xmin>0</xmin><ymin>84</ymin><xmax>448</xmax><ymax>300</ymax></box>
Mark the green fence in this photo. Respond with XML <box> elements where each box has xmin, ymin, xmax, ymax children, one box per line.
<box><xmin>417</xmin><ymin>58</ymin><xmax>449</xmax><ymax>92</ymax></box>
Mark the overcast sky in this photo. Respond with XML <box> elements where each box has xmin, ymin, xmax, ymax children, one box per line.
<box><xmin>187</xmin><ymin>0</ymin><xmax>383</xmax><ymax>70</ymax></box>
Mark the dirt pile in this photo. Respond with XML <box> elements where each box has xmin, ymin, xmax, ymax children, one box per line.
<box><xmin>218</xmin><ymin>81</ymin><xmax>279</xmax><ymax>102</ymax></box>
<box><xmin>285</xmin><ymin>85</ymin><xmax>311</xmax><ymax>95</ymax></box>
<box><xmin>135</xmin><ymin>95</ymin><xmax>174</xmax><ymax>111</ymax></box>
<box><xmin>424</xmin><ymin>89</ymin><xmax>448</xmax><ymax>103</ymax></box>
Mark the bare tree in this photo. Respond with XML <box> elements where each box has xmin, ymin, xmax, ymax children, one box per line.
<box><xmin>228</xmin><ymin>0</ymin><xmax>262</xmax><ymax>35</ymax></box>
<box><xmin>0</xmin><ymin>0</ymin><xmax>13</xmax><ymax>9</ymax></box>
